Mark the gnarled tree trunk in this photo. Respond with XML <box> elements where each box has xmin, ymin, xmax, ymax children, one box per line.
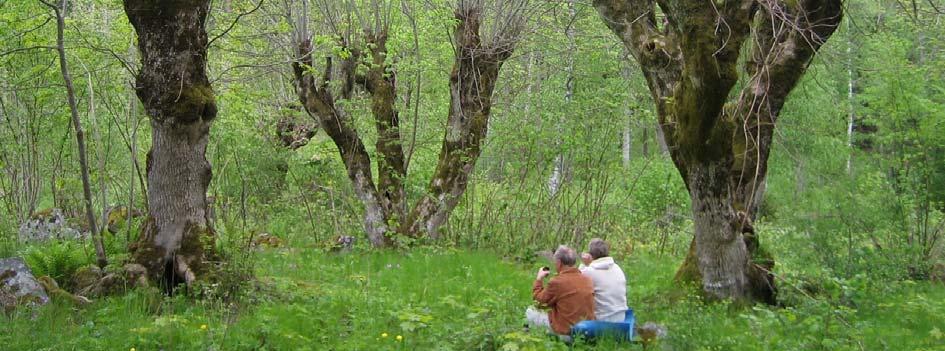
<box><xmin>595</xmin><ymin>0</ymin><xmax>842</xmax><ymax>303</ymax></box>
<box><xmin>401</xmin><ymin>5</ymin><xmax>518</xmax><ymax>239</ymax></box>
<box><xmin>290</xmin><ymin>1</ymin><xmax>525</xmax><ymax>244</ymax></box>
<box><xmin>292</xmin><ymin>40</ymin><xmax>391</xmax><ymax>247</ymax></box>
<box><xmin>123</xmin><ymin>0</ymin><xmax>219</xmax><ymax>289</ymax></box>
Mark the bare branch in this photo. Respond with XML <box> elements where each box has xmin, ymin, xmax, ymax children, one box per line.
<box><xmin>0</xmin><ymin>46</ymin><xmax>57</xmax><ymax>58</ymax></box>
<box><xmin>207</xmin><ymin>0</ymin><xmax>265</xmax><ymax>49</ymax></box>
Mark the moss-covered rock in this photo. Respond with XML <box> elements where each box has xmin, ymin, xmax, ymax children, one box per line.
<box><xmin>71</xmin><ymin>265</ymin><xmax>103</xmax><ymax>295</ymax></box>
<box><xmin>105</xmin><ymin>206</ymin><xmax>144</xmax><ymax>235</ymax></box>
<box><xmin>36</xmin><ymin>276</ymin><xmax>90</xmax><ymax>306</ymax></box>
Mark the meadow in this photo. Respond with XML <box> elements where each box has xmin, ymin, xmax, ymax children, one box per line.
<box><xmin>4</xmin><ymin>235</ymin><xmax>944</xmax><ymax>350</ymax></box>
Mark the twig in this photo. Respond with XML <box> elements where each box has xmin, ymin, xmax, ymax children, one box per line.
<box><xmin>207</xmin><ymin>0</ymin><xmax>265</xmax><ymax>49</ymax></box>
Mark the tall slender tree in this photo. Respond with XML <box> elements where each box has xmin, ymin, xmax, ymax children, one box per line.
<box><xmin>123</xmin><ymin>0</ymin><xmax>219</xmax><ymax>288</ymax></box>
<box><xmin>594</xmin><ymin>0</ymin><xmax>843</xmax><ymax>302</ymax></box>
<box><xmin>43</xmin><ymin>0</ymin><xmax>109</xmax><ymax>269</ymax></box>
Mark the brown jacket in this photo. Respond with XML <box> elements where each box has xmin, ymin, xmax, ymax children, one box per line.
<box><xmin>532</xmin><ymin>267</ymin><xmax>596</xmax><ymax>334</ymax></box>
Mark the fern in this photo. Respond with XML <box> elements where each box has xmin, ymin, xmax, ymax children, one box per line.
<box><xmin>22</xmin><ymin>240</ymin><xmax>92</xmax><ymax>289</ymax></box>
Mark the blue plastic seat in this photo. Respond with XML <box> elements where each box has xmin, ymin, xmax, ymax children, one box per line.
<box><xmin>570</xmin><ymin>308</ymin><xmax>635</xmax><ymax>342</ymax></box>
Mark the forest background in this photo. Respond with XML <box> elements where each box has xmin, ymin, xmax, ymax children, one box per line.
<box><xmin>0</xmin><ymin>0</ymin><xmax>943</xmax><ymax>350</ymax></box>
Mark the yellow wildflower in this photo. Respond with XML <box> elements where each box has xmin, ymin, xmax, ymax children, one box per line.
<box><xmin>396</xmin><ymin>335</ymin><xmax>403</xmax><ymax>341</ymax></box>
<box><xmin>381</xmin><ymin>332</ymin><xmax>388</xmax><ymax>338</ymax></box>
<box><xmin>200</xmin><ymin>324</ymin><xmax>208</xmax><ymax>331</ymax></box>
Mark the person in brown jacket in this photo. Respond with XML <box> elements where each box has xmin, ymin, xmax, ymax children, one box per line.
<box><xmin>526</xmin><ymin>245</ymin><xmax>596</xmax><ymax>335</ymax></box>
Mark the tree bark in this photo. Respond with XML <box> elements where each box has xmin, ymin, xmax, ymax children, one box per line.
<box><xmin>621</xmin><ymin>55</ymin><xmax>633</xmax><ymax>167</ymax></box>
<box><xmin>654</xmin><ymin>122</ymin><xmax>669</xmax><ymax>156</ymax></box>
<box><xmin>123</xmin><ymin>0</ymin><xmax>219</xmax><ymax>288</ymax></box>
<box><xmin>292</xmin><ymin>41</ymin><xmax>391</xmax><ymax>247</ymax></box>
<box><xmin>289</xmin><ymin>2</ymin><xmax>523</xmax><ymax>243</ymax></box>
<box><xmin>401</xmin><ymin>6</ymin><xmax>517</xmax><ymax>238</ymax></box>
<box><xmin>46</xmin><ymin>0</ymin><xmax>108</xmax><ymax>269</ymax></box>
<box><xmin>364</xmin><ymin>33</ymin><xmax>408</xmax><ymax>223</ymax></box>
<box><xmin>688</xmin><ymin>161</ymin><xmax>749</xmax><ymax>299</ymax></box>
<box><xmin>595</xmin><ymin>0</ymin><xmax>842</xmax><ymax>303</ymax></box>
<box><xmin>845</xmin><ymin>18</ymin><xmax>856</xmax><ymax>175</ymax></box>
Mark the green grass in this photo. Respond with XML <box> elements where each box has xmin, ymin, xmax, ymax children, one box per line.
<box><xmin>2</xmin><ymin>247</ymin><xmax>944</xmax><ymax>350</ymax></box>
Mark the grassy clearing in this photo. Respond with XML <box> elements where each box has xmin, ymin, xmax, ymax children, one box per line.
<box><xmin>2</xmin><ymin>246</ymin><xmax>944</xmax><ymax>350</ymax></box>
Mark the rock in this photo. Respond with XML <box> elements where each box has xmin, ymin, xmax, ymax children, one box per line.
<box><xmin>124</xmin><ymin>263</ymin><xmax>150</xmax><ymax>289</ymax></box>
<box><xmin>76</xmin><ymin>263</ymin><xmax>151</xmax><ymax>297</ymax></box>
<box><xmin>0</xmin><ymin>285</ymin><xmax>14</xmax><ymax>314</ymax></box>
<box><xmin>36</xmin><ymin>276</ymin><xmax>91</xmax><ymax>306</ymax></box>
<box><xmin>18</xmin><ymin>208</ymin><xmax>86</xmax><ymax>242</ymax></box>
<box><xmin>72</xmin><ymin>265</ymin><xmax>103</xmax><ymax>296</ymax></box>
<box><xmin>0</xmin><ymin>257</ymin><xmax>50</xmax><ymax>313</ymax></box>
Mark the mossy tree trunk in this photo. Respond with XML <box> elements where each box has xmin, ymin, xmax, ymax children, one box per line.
<box><xmin>400</xmin><ymin>6</ymin><xmax>517</xmax><ymax>239</ymax></box>
<box><xmin>364</xmin><ymin>33</ymin><xmax>408</xmax><ymax>227</ymax></box>
<box><xmin>290</xmin><ymin>2</ymin><xmax>524</xmax><ymax>244</ymax></box>
<box><xmin>291</xmin><ymin>9</ymin><xmax>396</xmax><ymax>247</ymax></box>
<box><xmin>594</xmin><ymin>0</ymin><xmax>842</xmax><ymax>303</ymax></box>
<box><xmin>123</xmin><ymin>0</ymin><xmax>219</xmax><ymax>288</ymax></box>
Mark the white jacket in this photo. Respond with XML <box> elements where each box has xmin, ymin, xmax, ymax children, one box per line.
<box><xmin>579</xmin><ymin>257</ymin><xmax>628</xmax><ymax>322</ymax></box>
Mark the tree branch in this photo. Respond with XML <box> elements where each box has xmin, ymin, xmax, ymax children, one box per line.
<box><xmin>206</xmin><ymin>0</ymin><xmax>265</xmax><ymax>49</ymax></box>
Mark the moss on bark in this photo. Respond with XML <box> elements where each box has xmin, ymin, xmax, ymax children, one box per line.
<box><xmin>129</xmin><ymin>216</ymin><xmax>218</xmax><ymax>291</ymax></box>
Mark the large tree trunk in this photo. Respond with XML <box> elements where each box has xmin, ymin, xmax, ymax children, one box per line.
<box><xmin>621</xmin><ymin>54</ymin><xmax>633</xmax><ymax>167</ymax></box>
<box><xmin>401</xmin><ymin>5</ymin><xmax>517</xmax><ymax>238</ymax></box>
<box><xmin>123</xmin><ymin>0</ymin><xmax>219</xmax><ymax>288</ymax></box>
<box><xmin>689</xmin><ymin>161</ymin><xmax>750</xmax><ymax>299</ymax></box>
<box><xmin>595</xmin><ymin>0</ymin><xmax>842</xmax><ymax>303</ymax></box>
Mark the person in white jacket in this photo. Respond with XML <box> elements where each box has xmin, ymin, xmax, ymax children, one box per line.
<box><xmin>579</xmin><ymin>238</ymin><xmax>628</xmax><ymax>322</ymax></box>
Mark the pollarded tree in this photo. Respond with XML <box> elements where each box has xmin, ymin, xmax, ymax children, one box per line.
<box><xmin>594</xmin><ymin>0</ymin><xmax>843</xmax><ymax>302</ymax></box>
<box><xmin>290</xmin><ymin>0</ymin><xmax>529</xmax><ymax>246</ymax></box>
<box><xmin>123</xmin><ymin>0</ymin><xmax>219</xmax><ymax>288</ymax></box>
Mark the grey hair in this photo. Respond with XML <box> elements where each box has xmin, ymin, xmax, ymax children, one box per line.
<box><xmin>588</xmin><ymin>238</ymin><xmax>609</xmax><ymax>259</ymax></box>
<box><xmin>554</xmin><ymin>245</ymin><xmax>577</xmax><ymax>266</ymax></box>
